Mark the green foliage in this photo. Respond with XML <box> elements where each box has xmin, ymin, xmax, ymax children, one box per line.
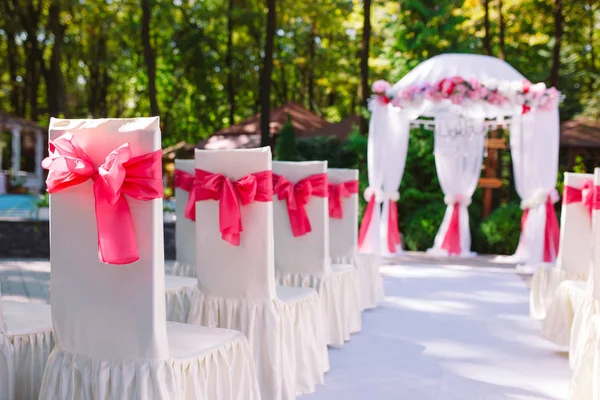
<box><xmin>35</xmin><ymin>193</ymin><xmax>49</xmax><ymax>208</ymax></box>
<box><xmin>275</xmin><ymin>116</ymin><xmax>300</xmax><ymax>161</ymax></box>
<box><xmin>403</xmin><ymin>202</ymin><xmax>447</xmax><ymax>251</ymax></box>
<box><xmin>474</xmin><ymin>203</ymin><xmax>523</xmax><ymax>255</ymax></box>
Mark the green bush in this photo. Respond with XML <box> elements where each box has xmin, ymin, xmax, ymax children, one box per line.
<box><xmin>403</xmin><ymin>202</ymin><xmax>447</xmax><ymax>251</ymax></box>
<box><xmin>275</xmin><ymin>115</ymin><xmax>300</xmax><ymax>161</ymax></box>
<box><xmin>475</xmin><ymin>203</ymin><xmax>523</xmax><ymax>255</ymax></box>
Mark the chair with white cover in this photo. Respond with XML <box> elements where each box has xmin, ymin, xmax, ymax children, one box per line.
<box><xmin>163</xmin><ymin>159</ymin><xmax>201</xmax><ymax>323</ymax></box>
<box><xmin>186</xmin><ymin>148</ymin><xmax>328</xmax><ymax>400</ymax></box>
<box><xmin>328</xmin><ymin>168</ymin><xmax>383</xmax><ymax>311</ymax></box>
<box><xmin>38</xmin><ymin>117</ymin><xmax>261</xmax><ymax>400</ymax></box>
<box><xmin>539</xmin><ymin>173</ymin><xmax>595</xmax><ymax>346</ymax></box>
<box><xmin>170</xmin><ymin>159</ymin><xmax>197</xmax><ymax>278</ymax></box>
<box><xmin>274</xmin><ymin>161</ymin><xmax>361</xmax><ymax>346</ymax></box>
<box><xmin>569</xmin><ymin>167</ymin><xmax>600</xmax><ymax>399</ymax></box>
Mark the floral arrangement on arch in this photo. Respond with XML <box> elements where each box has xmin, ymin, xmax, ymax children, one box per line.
<box><xmin>372</xmin><ymin>77</ymin><xmax>561</xmax><ymax>114</ymax></box>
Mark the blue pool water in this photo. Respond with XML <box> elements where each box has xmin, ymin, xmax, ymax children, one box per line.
<box><xmin>0</xmin><ymin>194</ymin><xmax>37</xmax><ymax>218</ymax></box>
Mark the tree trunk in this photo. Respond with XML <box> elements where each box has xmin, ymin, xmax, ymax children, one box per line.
<box><xmin>359</xmin><ymin>0</ymin><xmax>372</xmax><ymax>135</ymax></box>
<box><xmin>307</xmin><ymin>25</ymin><xmax>316</xmax><ymax>111</ymax></box>
<box><xmin>483</xmin><ymin>0</ymin><xmax>491</xmax><ymax>55</ymax></box>
<box><xmin>259</xmin><ymin>0</ymin><xmax>276</xmax><ymax>147</ymax></box>
<box><xmin>6</xmin><ymin>30</ymin><xmax>22</xmax><ymax>116</ymax></box>
<box><xmin>498</xmin><ymin>0</ymin><xmax>505</xmax><ymax>60</ymax></box>
<box><xmin>550</xmin><ymin>0</ymin><xmax>563</xmax><ymax>88</ymax></box>
<box><xmin>141</xmin><ymin>0</ymin><xmax>160</xmax><ymax>117</ymax></box>
<box><xmin>226</xmin><ymin>0</ymin><xmax>236</xmax><ymax>126</ymax></box>
<box><xmin>42</xmin><ymin>0</ymin><xmax>69</xmax><ymax>118</ymax></box>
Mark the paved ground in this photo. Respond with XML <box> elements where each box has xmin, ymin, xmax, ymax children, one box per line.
<box><xmin>1</xmin><ymin>255</ymin><xmax>565</xmax><ymax>399</ymax></box>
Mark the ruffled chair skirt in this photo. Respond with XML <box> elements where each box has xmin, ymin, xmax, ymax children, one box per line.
<box><xmin>170</xmin><ymin>261</ymin><xmax>197</xmax><ymax>278</ymax></box>
<box><xmin>355</xmin><ymin>254</ymin><xmax>384</xmax><ymax>311</ymax></box>
<box><xmin>541</xmin><ymin>280</ymin><xmax>587</xmax><ymax>347</ymax></box>
<box><xmin>187</xmin><ymin>290</ymin><xmax>328</xmax><ymax>400</ymax></box>
<box><xmin>3</xmin><ymin>301</ymin><xmax>54</xmax><ymax>400</ymax></box>
<box><xmin>530</xmin><ymin>264</ymin><xmax>586</xmax><ymax>320</ymax></box>
<box><xmin>570</xmin><ymin>296</ymin><xmax>600</xmax><ymax>369</ymax></box>
<box><xmin>0</xmin><ymin>334</ymin><xmax>14</xmax><ymax>400</ymax></box>
<box><xmin>38</xmin><ymin>323</ymin><xmax>261</xmax><ymax>400</ymax></box>
<box><xmin>164</xmin><ymin>275</ymin><xmax>199</xmax><ymax>323</ymax></box>
<box><xmin>277</xmin><ymin>265</ymin><xmax>362</xmax><ymax>347</ymax></box>
<box><xmin>571</xmin><ymin>314</ymin><xmax>600</xmax><ymax>400</ymax></box>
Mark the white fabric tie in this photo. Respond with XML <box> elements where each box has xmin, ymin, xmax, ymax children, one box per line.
<box><xmin>364</xmin><ymin>187</ymin><xmax>400</xmax><ymax>203</ymax></box>
<box><xmin>521</xmin><ymin>188</ymin><xmax>559</xmax><ymax>210</ymax></box>
<box><xmin>444</xmin><ymin>194</ymin><xmax>472</xmax><ymax>207</ymax></box>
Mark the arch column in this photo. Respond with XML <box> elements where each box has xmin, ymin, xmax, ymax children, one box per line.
<box><xmin>35</xmin><ymin>130</ymin><xmax>44</xmax><ymax>192</ymax></box>
<box><xmin>11</xmin><ymin>127</ymin><xmax>21</xmax><ymax>174</ymax></box>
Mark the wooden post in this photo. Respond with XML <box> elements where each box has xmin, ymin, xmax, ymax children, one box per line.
<box><xmin>479</xmin><ymin>130</ymin><xmax>505</xmax><ymax>218</ymax></box>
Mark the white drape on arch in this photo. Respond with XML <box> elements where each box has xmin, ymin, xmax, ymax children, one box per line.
<box><xmin>428</xmin><ymin>117</ymin><xmax>485</xmax><ymax>256</ymax></box>
<box><xmin>508</xmin><ymin>106</ymin><xmax>560</xmax><ymax>266</ymax></box>
<box><xmin>358</xmin><ymin>101</ymin><xmax>411</xmax><ymax>257</ymax></box>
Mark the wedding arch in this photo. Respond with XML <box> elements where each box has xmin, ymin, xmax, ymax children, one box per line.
<box><xmin>357</xmin><ymin>53</ymin><xmax>562</xmax><ymax>266</ymax></box>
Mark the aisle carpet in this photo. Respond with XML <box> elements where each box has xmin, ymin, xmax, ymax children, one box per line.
<box><xmin>302</xmin><ymin>264</ymin><xmax>570</xmax><ymax>400</ymax></box>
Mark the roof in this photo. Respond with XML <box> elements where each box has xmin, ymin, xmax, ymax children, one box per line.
<box><xmin>560</xmin><ymin>118</ymin><xmax>600</xmax><ymax>149</ymax></box>
<box><xmin>302</xmin><ymin>115</ymin><xmax>360</xmax><ymax>141</ymax></box>
<box><xmin>206</xmin><ymin>102</ymin><xmax>329</xmax><ymax>138</ymax></box>
<box><xmin>162</xmin><ymin>141</ymin><xmax>194</xmax><ymax>160</ymax></box>
<box><xmin>0</xmin><ymin>112</ymin><xmax>45</xmax><ymax>133</ymax></box>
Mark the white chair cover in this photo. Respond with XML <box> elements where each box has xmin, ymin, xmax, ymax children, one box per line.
<box><xmin>531</xmin><ymin>172</ymin><xmax>594</xmax><ymax>320</ymax></box>
<box><xmin>39</xmin><ymin>117</ymin><xmax>260</xmax><ymax>400</ymax></box>
<box><xmin>570</xmin><ymin>168</ymin><xmax>600</xmax><ymax>399</ymax></box>
<box><xmin>171</xmin><ymin>159</ymin><xmax>197</xmax><ymax>278</ymax></box>
<box><xmin>164</xmin><ymin>159</ymin><xmax>201</xmax><ymax>323</ymax></box>
<box><xmin>187</xmin><ymin>148</ymin><xmax>328</xmax><ymax>399</ymax></box>
<box><xmin>328</xmin><ymin>168</ymin><xmax>383</xmax><ymax>311</ymax></box>
<box><xmin>0</xmin><ymin>286</ymin><xmax>14</xmax><ymax>400</ymax></box>
<box><xmin>273</xmin><ymin>161</ymin><xmax>361</xmax><ymax>346</ymax></box>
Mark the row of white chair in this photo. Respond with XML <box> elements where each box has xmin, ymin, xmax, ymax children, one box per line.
<box><xmin>0</xmin><ymin>117</ymin><xmax>384</xmax><ymax>400</ymax></box>
<box><xmin>529</xmin><ymin>168</ymin><xmax>600</xmax><ymax>398</ymax></box>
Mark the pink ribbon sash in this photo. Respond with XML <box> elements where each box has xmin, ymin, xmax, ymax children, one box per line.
<box><xmin>196</xmin><ymin>169</ymin><xmax>272</xmax><ymax>246</ymax></box>
<box><xmin>520</xmin><ymin>194</ymin><xmax>560</xmax><ymax>263</ymax></box>
<box><xmin>387</xmin><ymin>199</ymin><xmax>401</xmax><ymax>253</ymax></box>
<box><xmin>42</xmin><ymin>133</ymin><xmax>163</xmax><ymax>265</ymax></box>
<box><xmin>594</xmin><ymin>186</ymin><xmax>600</xmax><ymax>211</ymax></box>
<box><xmin>441</xmin><ymin>203</ymin><xmax>461</xmax><ymax>256</ymax></box>
<box><xmin>174</xmin><ymin>169</ymin><xmax>197</xmax><ymax>221</ymax></box>
<box><xmin>273</xmin><ymin>173</ymin><xmax>327</xmax><ymax>237</ymax></box>
<box><xmin>328</xmin><ymin>180</ymin><xmax>359</xmax><ymax>219</ymax></box>
<box><xmin>357</xmin><ymin>191</ymin><xmax>402</xmax><ymax>253</ymax></box>
<box><xmin>543</xmin><ymin>196</ymin><xmax>560</xmax><ymax>262</ymax></box>
<box><xmin>358</xmin><ymin>194</ymin><xmax>376</xmax><ymax>251</ymax></box>
<box><xmin>564</xmin><ymin>180</ymin><xmax>595</xmax><ymax>218</ymax></box>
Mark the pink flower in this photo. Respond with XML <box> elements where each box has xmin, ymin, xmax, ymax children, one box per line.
<box><xmin>451</xmin><ymin>76</ymin><xmax>464</xmax><ymax>85</ymax></box>
<box><xmin>449</xmin><ymin>94</ymin><xmax>464</xmax><ymax>105</ymax></box>
<box><xmin>372</xmin><ymin>80</ymin><xmax>391</xmax><ymax>95</ymax></box>
<box><xmin>467</xmin><ymin>78</ymin><xmax>481</xmax><ymax>90</ymax></box>
<box><xmin>438</xmin><ymin>78</ymin><xmax>455</xmax><ymax>97</ymax></box>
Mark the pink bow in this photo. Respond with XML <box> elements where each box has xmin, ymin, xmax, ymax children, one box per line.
<box><xmin>328</xmin><ymin>180</ymin><xmax>359</xmax><ymax>219</ymax></box>
<box><xmin>520</xmin><ymin>194</ymin><xmax>560</xmax><ymax>263</ymax></box>
<box><xmin>273</xmin><ymin>173</ymin><xmax>327</xmax><ymax>237</ymax></box>
<box><xmin>174</xmin><ymin>169</ymin><xmax>197</xmax><ymax>221</ymax></box>
<box><xmin>42</xmin><ymin>133</ymin><xmax>163</xmax><ymax>265</ymax></box>
<box><xmin>196</xmin><ymin>169</ymin><xmax>272</xmax><ymax>246</ymax></box>
<box><xmin>564</xmin><ymin>180</ymin><xmax>595</xmax><ymax>218</ymax></box>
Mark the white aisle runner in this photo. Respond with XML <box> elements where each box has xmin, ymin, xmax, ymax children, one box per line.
<box><xmin>302</xmin><ymin>264</ymin><xmax>570</xmax><ymax>400</ymax></box>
